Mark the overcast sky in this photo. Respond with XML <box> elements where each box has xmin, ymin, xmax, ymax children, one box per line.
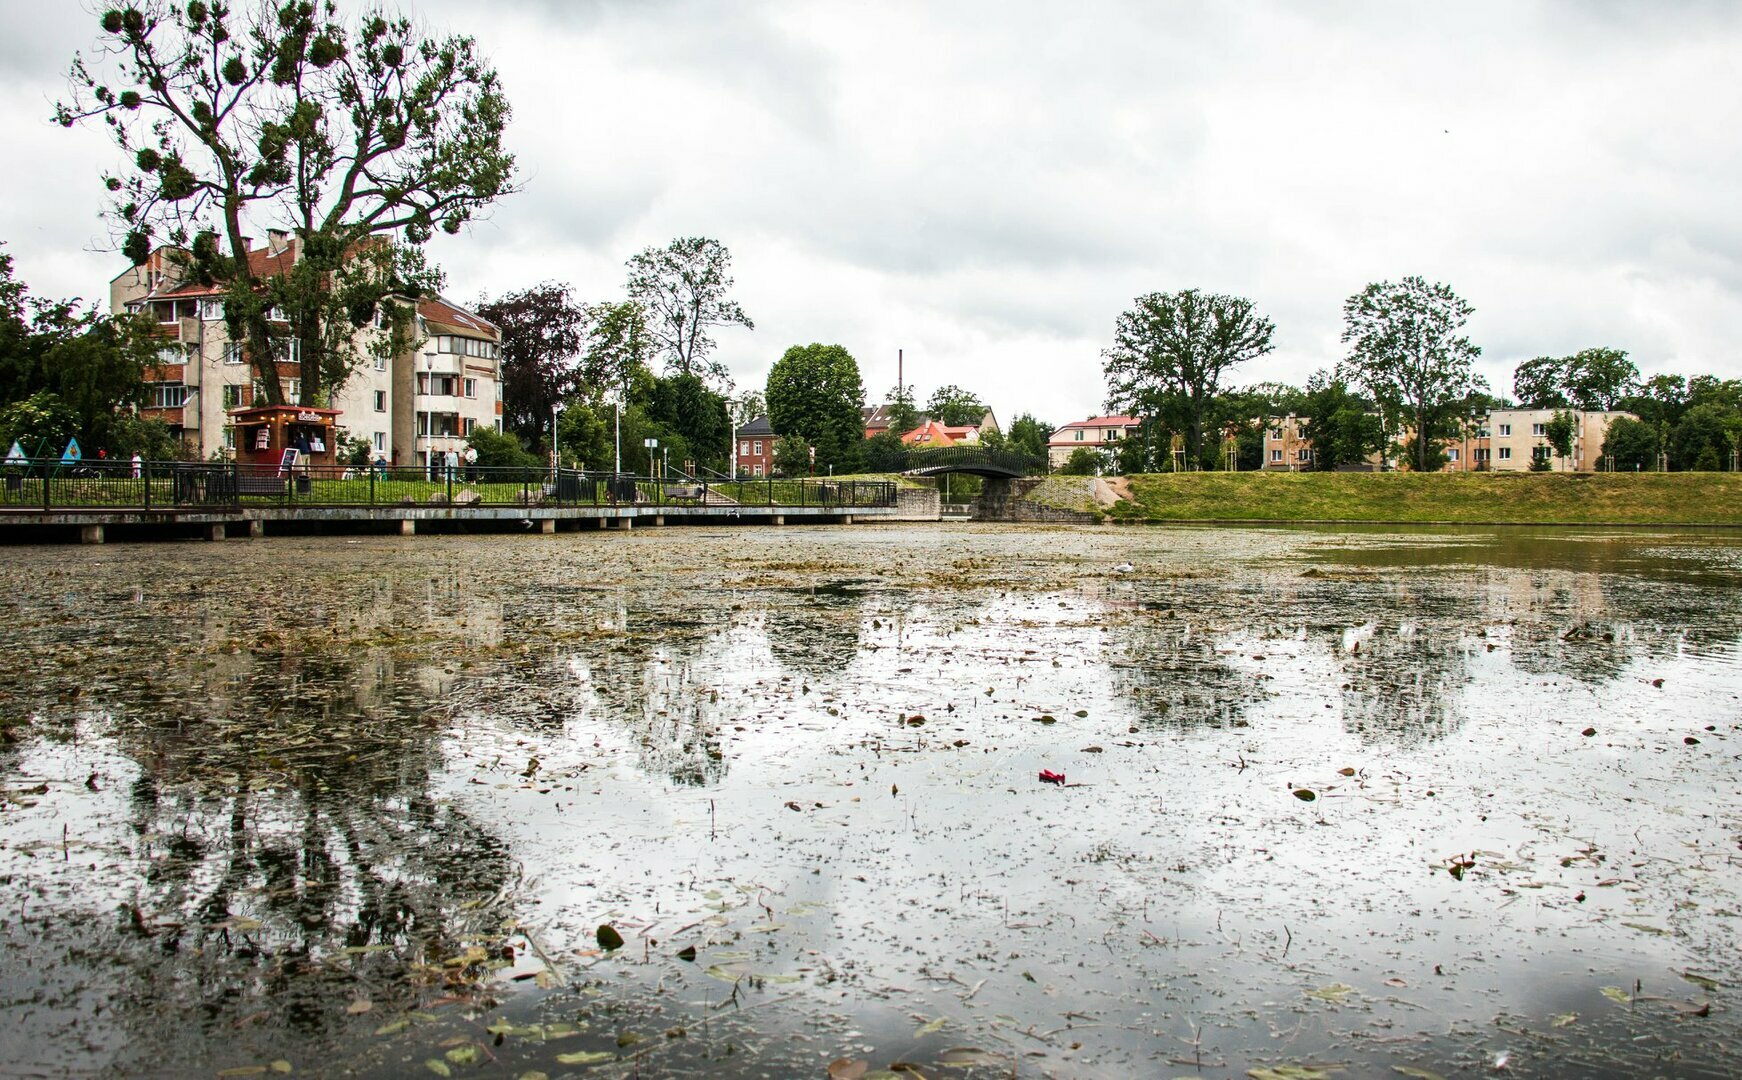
<box><xmin>4</xmin><ymin>0</ymin><xmax>1740</xmax><ymax>424</ymax></box>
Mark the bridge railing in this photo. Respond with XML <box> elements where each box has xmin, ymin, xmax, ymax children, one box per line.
<box><xmin>900</xmin><ymin>445</ymin><xmax>1042</xmax><ymax>476</ymax></box>
<box><xmin>0</xmin><ymin>459</ymin><xmax>898</xmax><ymax>513</ymax></box>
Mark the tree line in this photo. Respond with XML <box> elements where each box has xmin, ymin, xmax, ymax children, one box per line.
<box><xmin>1095</xmin><ymin>278</ymin><xmax>1742</xmax><ymax>474</ymax></box>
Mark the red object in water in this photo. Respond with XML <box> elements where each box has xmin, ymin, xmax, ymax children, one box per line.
<box><xmin>1038</xmin><ymin>770</ymin><xmax>1066</xmax><ymax>785</ymax></box>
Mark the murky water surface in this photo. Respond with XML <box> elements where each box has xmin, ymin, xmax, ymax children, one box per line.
<box><xmin>2</xmin><ymin>524</ymin><xmax>1739</xmax><ymax>1079</ymax></box>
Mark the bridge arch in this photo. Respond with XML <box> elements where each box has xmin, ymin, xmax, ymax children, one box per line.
<box><xmin>898</xmin><ymin>446</ymin><xmax>1040</xmax><ymax>479</ymax></box>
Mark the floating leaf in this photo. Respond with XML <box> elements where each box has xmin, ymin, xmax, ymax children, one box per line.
<box><xmin>1249</xmin><ymin>1067</ymin><xmax>1344</xmax><ymax>1080</ymax></box>
<box><xmin>1599</xmin><ymin>986</ymin><xmax>1632</xmax><ymax>1004</ymax></box>
<box><xmin>915</xmin><ymin>1017</ymin><xmax>947</xmax><ymax>1036</ymax></box>
<box><xmin>216</xmin><ymin>1069</ymin><xmax>267</xmax><ymax>1079</ymax></box>
<box><xmin>1551</xmin><ymin>1013</ymin><xmax>1578</xmax><ymax>1028</ymax></box>
<box><xmin>424</xmin><ymin>1062</ymin><xmax>451</xmax><ymax>1078</ymax></box>
<box><xmin>269</xmin><ymin>1064</ymin><xmax>292</xmax><ymax>1076</ymax></box>
<box><xmin>1620</xmin><ymin>922</ymin><xmax>1672</xmax><ymax>936</ymax></box>
<box><xmin>554</xmin><ymin>1051</ymin><xmax>614</xmax><ymax>1065</ymax></box>
<box><xmin>1678</xmin><ymin>970</ymin><xmax>1722</xmax><ymax>991</ymax></box>
<box><xmin>828</xmin><ymin>1060</ymin><xmax>869</xmax><ymax>1080</ymax></box>
<box><xmin>596</xmin><ymin>924</ymin><xmax>624</xmax><ymax>950</ymax></box>
<box><xmin>1305</xmin><ymin>982</ymin><xmax>1354</xmax><ymax>1003</ymax></box>
<box><xmin>1036</xmin><ymin>715</ymin><xmax>1057</xmax><ymax>724</ymax></box>
<box><xmin>938</xmin><ymin>1047</ymin><xmax>997</xmax><ymax>1066</ymax></box>
<box><xmin>1337</xmin><ymin>767</ymin><xmax>1356</xmax><ymax>776</ymax></box>
<box><xmin>346</xmin><ymin>999</ymin><xmax>373</xmax><ymax>1015</ymax></box>
<box><xmin>1391</xmin><ymin>1068</ymin><xmax>1443</xmax><ymax>1080</ymax></box>
<box><xmin>445</xmin><ymin>1046</ymin><xmax>481</xmax><ymax>1066</ymax></box>
<box><xmin>374</xmin><ymin>1019</ymin><xmax>410</xmax><ymax>1037</ymax></box>
<box><xmin>1292</xmin><ymin>788</ymin><xmax>1317</xmax><ymax>802</ymax></box>
<box><xmin>676</xmin><ymin>945</ymin><xmax>697</xmax><ymax>962</ymax></box>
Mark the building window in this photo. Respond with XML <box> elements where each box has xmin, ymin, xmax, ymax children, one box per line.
<box><xmin>1074</xmin><ymin>429</ymin><xmax>1084</xmax><ymax>441</ymax></box>
<box><xmin>1447</xmin><ymin>448</ymin><xmax>1460</xmax><ymax>461</ymax></box>
<box><xmin>373</xmin><ymin>390</ymin><xmax>387</xmax><ymax>412</ymax></box>
<box><xmin>1498</xmin><ymin>423</ymin><xmax>1512</xmax><ymax>436</ymax></box>
<box><xmin>224</xmin><ymin>344</ymin><xmax>245</xmax><ymax>365</ymax></box>
<box><xmin>752</xmin><ymin>440</ymin><xmax>762</xmax><ymax>455</ymax></box>
<box><xmin>1498</xmin><ymin>447</ymin><xmax>1512</xmax><ymax>460</ymax></box>
<box><xmin>222</xmin><ymin>426</ymin><xmax>236</xmax><ymax>450</ymax></box>
<box><xmin>200</xmin><ymin>299</ymin><xmax>223</xmax><ymax>321</ymax></box>
<box><xmin>752</xmin><ymin>463</ymin><xmax>764</xmax><ymax>477</ymax></box>
<box><xmin>464</xmin><ymin>418</ymin><xmax>477</xmax><ymax>436</ymax></box>
<box><xmin>1533</xmin><ymin>445</ymin><xmax>1552</xmax><ymax>464</ymax></box>
<box><xmin>1270</xmin><ymin>449</ymin><xmax>1283</xmax><ymax>462</ymax></box>
<box><xmin>739</xmin><ymin>440</ymin><xmax>749</xmax><ymax>456</ymax></box>
<box><xmin>464</xmin><ymin>378</ymin><xmax>477</xmax><ymax>399</ymax></box>
<box><xmin>373</xmin><ymin>353</ymin><xmax>387</xmax><ymax>371</ymax></box>
<box><xmin>222</xmin><ymin>384</ymin><xmax>246</xmax><ymax>409</ymax></box>
<box><xmin>148</xmin><ymin>383</ymin><xmax>188</xmax><ymax>408</ymax></box>
<box><xmin>1298</xmin><ymin>448</ymin><xmax>1312</xmax><ymax>462</ymax></box>
<box><xmin>1531</xmin><ymin>423</ymin><xmax>1546</xmax><ymax>436</ymax></box>
<box><xmin>372</xmin><ymin>432</ymin><xmax>385</xmax><ymax>452</ymax></box>
<box><xmin>1475</xmin><ymin>448</ymin><xmax>1490</xmax><ymax>462</ymax></box>
<box><xmin>1269</xmin><ymin>428</ymin><xmax>1282</xmax><ymax>440</ymax></box>
<box><xmin>156</xmin><ymin>345</ymin><xmax>183</xmax><ymax>366</ymax></box>
<box><xmin>154</xmin><ymin>302</ymin><xmax>177</xmax><ymax>323</ymax></box>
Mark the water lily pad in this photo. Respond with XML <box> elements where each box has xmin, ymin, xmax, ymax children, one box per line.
<box><xmin>554</xmin><ymin>1050</ymin><xmax>615</xmax><ymax>1065</ymax></box>
<box><xmin>596</xmin><ymin>924</ymin><xmax>624</xmax><ymax>950</ymax></box>
<box><xmin>1305</xmin><ymin>982</ymin><xmax>1354</xmax><ymax>1003</ymax></box>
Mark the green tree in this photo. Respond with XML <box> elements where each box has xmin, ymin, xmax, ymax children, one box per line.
<box><xmin>731</xmin><ymin>391</ymin><xmax>766</xmax><ymax>428</ymax></box>
<box><xmin>581</xmin><ymin>300</ymin><xmax>655</xmax><ymax>400</ymax></box>
<box><xmin>59</xmin><ymin>3</ymin><xmax>515</xmax><ymax>406</ymax></box>
<box><xmin>1103</xmin><ymin>289</ymin><xmax>1275</xmax><ymax>464</ymax></box>
<box><xmin>1006</xmin><ymin>413</ymin><xmax>1051</xmax><ymax>462</ymax></box>
<box><xmin>464</xmin><ymin>425</ymin><xmax>540</xmax><ymax>468</ymax></box>
<box><xmin>1544</xmin><ymin>410</ymin><xmax>1577</xmax><ymax>466</ymax></box>
<box><xmin>1299</xmin><ymin>374</ymin><xmax>1385</xmax><ymax>471</ymax></box>
<box><xmin>1059</xmin><ymin>446</ymin><xmax>1105</xmax><ymax>475</ymax></box>
<box><xmin>772</xmin><ymin>433</ymin><xmax>812</xmax><ymax>477</ymax></box>
<box><xmin>625</xmin><ymin>237</ymin><xmax>753</xmax><ymax>386</ymax></box>
<box><xmin>924</xmin><ymin>384</ymin><xmax>987</xmax><ymax>426</ymax></box>
<box><xmin>1671</xmin><ymin>403</ymin><xmax>1742</xmax><ymax>471</ymax></box>
<box><xmin>555</xmin><ymin>400</ymin><xmax>613</xmax><ymax>471</ymax></box>
<box><xmin>1513</xmin><ymin>355</ymin><xmax>1570</xmax><ymax>409</ymax></box>
<box><xmin>1600</xmin><ymin>416</ymin><xmax>1660</xmax><ymax>471</ymax></box>
<box><xmin>765</xmin><ymin>343</ymin><xmax>866</xmax><ymax>473</ymax></box>
<box><xmin>1564</xmin><ymin>348</ymin><xmax>1639</xmax><ymax>410</ymax></box>
<box><xmin>0</xmin><ymin>247</ymin><xmax>161</xmax><ymax>454</ymax></box>
<box><xmin>476</xmin><ymin>283</ymin><xmax>585</xmax><ymax>444</ymax></box>
<box><xmin>879</xmin><ymin>383</ymin><xmax>921</xmax><ymax>436</ymax></box>
<box><xmin>860</xmin><ymin>430</ymin><xmax>907</xmax><ymax>473</ymax></box>
<box><xmin>648</xmin><ymin>373</ymin><xmax>729</xmax><ymax>472</ymax></box>
<box><xmin>1338</xmin><ymin>276</ymin><xmax>1486</xmax><ymax>474</ymax></box>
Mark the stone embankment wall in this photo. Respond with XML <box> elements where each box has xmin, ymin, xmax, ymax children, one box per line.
<box><xmin>890</xmin><ymin>483</ymin><xmax>943</xmax><ymax>521</ymax></box>
<box><xmin>973</xmin><ymin>477</ymin><xmax>1110</xmax><ymax>524</ymax></box>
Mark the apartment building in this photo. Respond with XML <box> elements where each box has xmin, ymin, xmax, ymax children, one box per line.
<box><xmin>1261</xmin><ymin>415</ymin><xmax>1317</xmax><ymax>471</ymax></box>
<box><xmin>1046</xmin><ymin>415</ymin><xmax>1142</xmax><ymax>470</ymax></box>
<box><xmin>110</xmin><ymin>235</ymin><xmax>502</xmax><ymax>466</ymax></box>
<box><xmin>1484</xmin><ymin>408</ymin><xmax>1633</xmax><ymax>472</ymax></box>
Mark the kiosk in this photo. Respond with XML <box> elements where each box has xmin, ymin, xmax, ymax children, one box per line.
<box><xmin>227</xmin><ymin>404</ymin><xmax>341</xmax><ymax>469</ymax></box>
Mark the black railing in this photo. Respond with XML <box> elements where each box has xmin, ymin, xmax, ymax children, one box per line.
<box><xmin>900</xmin><ymin>445</ymin><xmax>1040</xmax><ymax>477</ymax></box>
<box><xmin>0</xmin><ymin>459</ymin><xmax>898</xmax><ymax>513</ymax></box>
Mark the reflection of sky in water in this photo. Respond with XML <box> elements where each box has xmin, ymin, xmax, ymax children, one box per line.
<box><xmin>1</xmin><ymin>527</ymin><xmax>1740</xmax><ymax>1078</ymax></box>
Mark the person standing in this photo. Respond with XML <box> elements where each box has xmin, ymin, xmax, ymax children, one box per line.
<box><xmin>463</xmin><ymin>444</ymin><xmax>478</xmax><ymax>482</ymax></box>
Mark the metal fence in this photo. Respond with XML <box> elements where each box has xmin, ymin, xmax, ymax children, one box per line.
<box><xmin>0</xmin><ymin>459</ymin><xmax>897</xmax><ymax>513</ymax></box>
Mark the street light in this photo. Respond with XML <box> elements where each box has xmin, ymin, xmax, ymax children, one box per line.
<box><xmin>551</xmin><ymin>401</ymin><xmax>564</xmax><ymax>474</ymax></box>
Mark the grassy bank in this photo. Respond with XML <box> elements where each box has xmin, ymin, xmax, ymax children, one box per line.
<box><xmin>1103</xmin><ymin>471</ymin><xmax>1742</xmax><ymax>525</ymax></box>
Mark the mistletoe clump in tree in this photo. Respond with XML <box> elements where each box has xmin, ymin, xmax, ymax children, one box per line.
<box><xmin>57</xmin><ymin>2</ymin><xmax>516</xmax><ymax>406</ymax></box>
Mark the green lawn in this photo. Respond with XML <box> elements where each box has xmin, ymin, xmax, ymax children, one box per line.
<box><xmin>1106</xmin><ymin>471</ymin><xmax>1742</xmax><ymax>525</ymax></box>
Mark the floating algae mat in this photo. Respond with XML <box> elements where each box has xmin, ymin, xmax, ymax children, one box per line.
<box><xmin>0</xmin><ymin>524</ymin><xmax>1739</xmax><ymax>1077</ymax></box>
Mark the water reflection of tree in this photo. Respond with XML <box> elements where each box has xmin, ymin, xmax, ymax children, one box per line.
<box><xmin>765</xmin><ymin>588</ymin><xmax>868</xmax><ymax>682</ymax></box>
<box><xmin>1109</xmin><ymin>614</ymin><xmax>1267</xmax><ymax>730</ymax></box>
<box><xmin>1338</xmin><ymin>620</ymin><xmax>1477</xmax><ymax>745</ymax></box>
<box><xmin>101</xmin><ymin>646</ymin><xmax>520</xmax><ymax>1067</ymax></box>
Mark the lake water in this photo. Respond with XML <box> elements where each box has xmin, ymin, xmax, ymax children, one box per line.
<box><xmin>1</xmin><ymin>524</ymin><xmax>1739</xmax><ymax>1078</ymax></box>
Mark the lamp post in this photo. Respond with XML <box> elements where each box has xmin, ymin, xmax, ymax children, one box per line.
<box><xmin>422</xmin><ymin>351</ymin><xmax>432</xmax><ymax>479</ymax></box>
<box><xmin>551</xmin><ymin>401</ymin><xmax>563</xmax><ymax>474</ymax></box>
<box><xmin>643</xmin><ymin>437</ymin><xmax>659</xmax><ymax>481</ymax></box>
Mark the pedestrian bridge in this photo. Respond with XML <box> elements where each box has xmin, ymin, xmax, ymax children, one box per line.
<box><xmin>899</xmin><ymin>445</ymin><xmax>1039</xmax><ymax>479</ymax></box>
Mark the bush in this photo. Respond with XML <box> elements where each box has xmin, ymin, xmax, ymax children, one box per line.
<box><xmin>465</xmin><ymin>425</ymin><xmax>542</xmax><ymax>468</ymax></box>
